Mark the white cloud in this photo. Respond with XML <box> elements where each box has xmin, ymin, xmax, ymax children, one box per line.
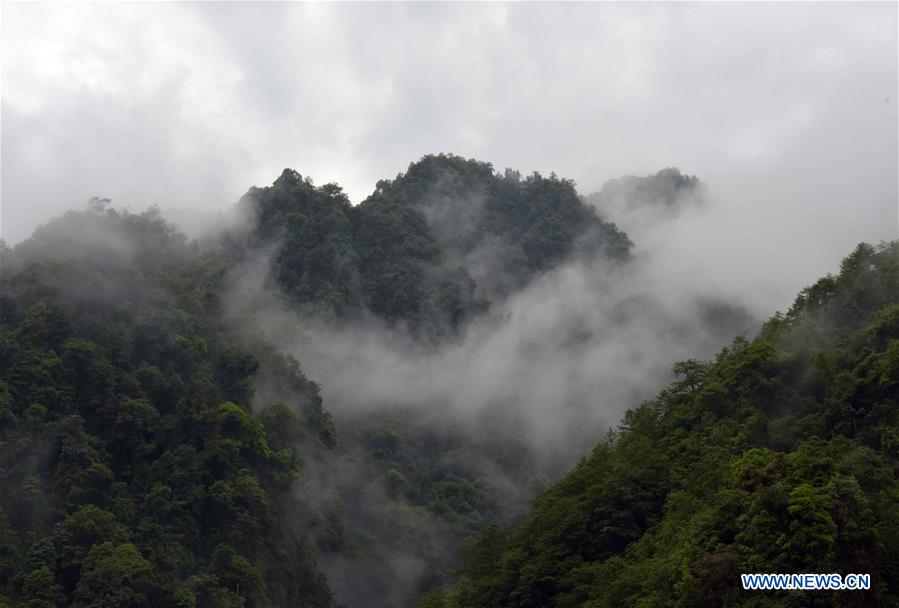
<box><xmin>2</xmin><ymin>2</ymin><xmax>896</xmax><ymax>313</ymax></box>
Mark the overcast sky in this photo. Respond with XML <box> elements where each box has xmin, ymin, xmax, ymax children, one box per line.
<box><xmin>2</xmin><ymin>2</ymin><xmax>896</xmax><ymax>308</ymax></box>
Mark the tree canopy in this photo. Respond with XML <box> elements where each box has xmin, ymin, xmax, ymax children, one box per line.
<box><xmin>235</xmin><ymin>154</ymin><xmax>631</xmax><ymax>337</ymax></box>
<box><xmin>0</xmin><ymin>204</ymin><xmax>334</xmax><ymax>608</ymax></box>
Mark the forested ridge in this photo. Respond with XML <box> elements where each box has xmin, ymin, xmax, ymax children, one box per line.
<box><xmin>234</xmin><ymin>154</ymin><xmax>631</xmax><ymax>336</ymax></box>
<box><xmin>1</xmin><ymin>154</ymin><xmax>894</xmax><ymax>608</ymax></box>
<box><xmin>0</xmin><ymin>201</ymin><xmax>337</xmax><ymax>607</ymax></box>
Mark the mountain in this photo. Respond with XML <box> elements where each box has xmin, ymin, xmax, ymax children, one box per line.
<box><xmin>234</xmin><ymin>154</ymin><xmax>632</xmax><ymax>337</ymax></box>
<box><xmin>0</xmin><ymin>156</ymin><xmax>633</xmax><ymax>608</ymax></box>
<box><xmin>0</xmin><ymin>203</ymin><xmax>336</xmax><ymax>608</ymax></box>
<box><xmin>439</xmin><ymin>241</ymin><xmax>899</xmax><ymax>608</ymax></box>
<box><xmin>3</xmin><ymin>156</ymin><xmax>887</xmax><ymax>608</ymax></box>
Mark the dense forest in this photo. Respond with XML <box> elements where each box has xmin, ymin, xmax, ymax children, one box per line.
<box><xmin>1</xmin><ymin>155</ymin><xmax>895</xmax><ymax>607</ymax></box>
<box><xmin>0</xmin><ymin>202</ymin><xmax>337</xmax><ymax>608</ymax></box>
<box><xmin>233</xmin><ymin>154</ymin><xmax>631</xmax><ymax>336</ymax></box>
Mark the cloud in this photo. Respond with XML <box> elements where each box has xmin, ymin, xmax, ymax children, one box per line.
<box><xmin>225</xmin><ymin>188</ymin><xmax>757</xmax><ymax>465</ymax></box>
<box><xmin>3</xmin><ymin>3</ymin><xmax>895</xmax><ymax>312</ymax></box>
<box><xmin>3</xmin><ymin>0</ymin><xmax>894</xmax><ymax>462</ymax></box>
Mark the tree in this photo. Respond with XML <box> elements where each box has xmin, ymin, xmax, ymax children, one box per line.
<box><xmin>72</xmin><ymin>543</ymin><xmax>153</xmax><ymax>608</ymax></box>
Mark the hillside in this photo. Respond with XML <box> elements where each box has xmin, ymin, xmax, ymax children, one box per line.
<box><xmin>0</xmin><ymin>203</ymin><xmax>338</xmax><ymax>608</ymax></box>
<box><xmin>439</xmin><ymin>241</ymin><xmax>899</xmax><ymax>608</ymax></box>
<box><xmin>234</xmin><ymin>154</ymin><xmax>631</xmax><ymax>336</ymax></box>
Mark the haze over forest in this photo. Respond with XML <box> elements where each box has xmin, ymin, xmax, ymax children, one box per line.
<box><xmin>1</xmin><ymin>3</ymin><xmax>897</xmax><ymax>608</ymax></box>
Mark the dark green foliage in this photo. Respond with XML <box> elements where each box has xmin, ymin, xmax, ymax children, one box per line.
<box><xmin>235</xmin><ymin>164</ymin><xmax>484</xmax><ymax>337</ymax></box>
<box><xmin>359</xmin><ymin>418</ymin><xmax>496</xmax><ymax>535</ymax></box>
<box><xmin>370</xmin><ymin>155</ymin><xmax>632</xmax><ymax>294</ymax></box>
<box><xmin>239</xmin><ymin>169</ymin><xmax>361</xmax><ymax>317</ymax></box>
<box><xmin>448</xmin><ymin>242</ymin><xmax>899</xmax><ymax>607</ymax></box>
<box><xmin>0</xmin><ymin>205</ymin><xmax>334</xmax><ymax>607</ymax></box>
<box><xmin>237</xmin><ymin>155</ymin><xmax>631</xmax><ymax>337</ymax></box>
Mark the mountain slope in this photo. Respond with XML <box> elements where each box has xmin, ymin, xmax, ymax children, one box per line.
<box><xmin>0</xmin><ymin>204</ymin><xmax>336</xmax><ymax>608</ymax></box>
<box><xmin>236</xmin><ymin>154</ymin><xmax>632</xmax><ymax>337</ymax></box>
<box><xmin>441</xmin><ymin>241</ymin><xmax>899</xmax><ymax>608</ymax></box>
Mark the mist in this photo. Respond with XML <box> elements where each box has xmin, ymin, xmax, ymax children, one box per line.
<box><xmin>225</xmin><ymin>171</ymin><xmax>753</xmax><ymax>454</ymax></box>
<box><xmin>207</xmin><ymin>167</ymin><xmax>761</xmax><ymax>605</ymax></box>
<box><xmin>2</xmin><ymin>2</ymin><xmax>897</xmax><ymax>607</ymax></box>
